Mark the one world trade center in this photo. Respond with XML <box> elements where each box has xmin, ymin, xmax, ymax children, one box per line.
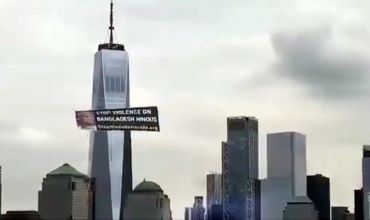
<box><xmin>89</xmin><ymin>1</ymin><xmax>132</xmax><ymax>219</ymax></box>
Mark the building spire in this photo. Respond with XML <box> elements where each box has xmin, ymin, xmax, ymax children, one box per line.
<box><xmin>109</xmin><ymin>0</ymin><xmax>114</xmax><ymax>44</ymax></box>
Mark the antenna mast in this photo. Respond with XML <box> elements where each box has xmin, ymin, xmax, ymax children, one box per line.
<box><xmin>109</xmin><ymin>0</ymin><xmax>114</xmax><ymax>44</ymax></box>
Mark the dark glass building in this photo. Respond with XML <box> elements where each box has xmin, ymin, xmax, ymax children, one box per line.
<box><xmin>191</xmin><ymin>196</ymin><xmax>205</xmax><ymax>220</ymax></box>
<box><xmin>332</xmin><ymin>206</ymin><xmax>350</xmax><ymax>220</ymax></box>
<box><xmin>222</xmin><ymin>117</ymin><xmax>259</xmax><ymax>220</ymax></box>
<box><xmin>0</xmin><ymin>166</ymin><xmax>2</xmax><ymax>215</ymax></box>
<box><xmin>209</xmin><ymin>204</ymin><xmax>223</xmax><ymax>220</ymax></box>
<box><xmin>354</xmin><ymin>189</ymin><xmax>363</xmax><ymax>220</ymax></box>
<box><xmin>307</xmin><ymin>174</ymin><xmax>330</xmax><ymax>220</ymax></box>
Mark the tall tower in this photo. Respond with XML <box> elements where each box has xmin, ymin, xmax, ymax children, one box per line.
<box><xmin>307</xmin><ymin>174</ymin><xmax>330</xmax><ymax>220</ymax></box>
<box><xmin>89</xmin><ymin>1</ymin><xmax>132</xmax><ymax>219</ymax></box>
<box><xmin>0</xmin><ymin>166</ymin><xmax>2</xmax><ymax>215</ymax></box>
<box><xmin>260</xmin><ymin>132</ymin><xmax>307</xmax><ymax>220</ymax></box>
<box><xmin>206</xmin><ymin>173</ymin><xmax>222</xmax><ymax>212</ymax></box>
<box><xmin>362</xmin><ymin>145</ymin><xmax>370</xmax><ymax>220</ymax></box>
<box><xmin>222</xmin><ymin>116</ymin><xmax>260</xmax><ymax>220</ymax></box>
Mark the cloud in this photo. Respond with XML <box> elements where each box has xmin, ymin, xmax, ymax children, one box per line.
<box><xmin>270</xmin><ymin>25</ymin><xmax>370</xmax><ymax>100</ymax></box>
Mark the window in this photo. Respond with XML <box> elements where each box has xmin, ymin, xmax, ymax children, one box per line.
<box><xmin>69</xmin><ymin>182</ymin><xmax>76</xmax><ymax>191</ymax></box>
<box><xmin>105</xmin><ymin>76</ymin><xmax>125</xmax><ymax>93</ymax></box>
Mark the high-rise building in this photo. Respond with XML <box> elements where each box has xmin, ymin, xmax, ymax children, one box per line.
<box><xmin>208</xmin><ymin>204</ymin><xmax>222</xmax><ymax>220</ymax></box>
<box><xmin>261</xmin><ymin>132</ymin><xmax>307</xmax><ymax>220</ymax></box>
<box><xmin>123</xmin><ymin>180</ymin><xmax>172</xmax><ymax>220</ymax></box>
<box><xmin>267</xmin><ymin>132</ymin><xmax>306</xmax><ymax>195</ymax></box>
<box><xmin>332</xmin><ymin>206</ymin><xmax>350</xmax><ymax>220</ymax></box>
<box><xmin>0</xmin><ymin>166</ymin><xmax>2</xmax><ymax>215</ymax></box>
<box><xmin>282</xmin><ymin>196</ymin><xmax>318</xmax><ymax>220</ymax></box>
<box><xmin>185</xmin><ymin>207</ymin><xmax>192</xmax><ymax>220</ymax></box>
<box><xmin>38</xmin><ymin>163</ymin><xmax>90</xmax><ymax>220</ymax></box>
<box><xmin>307</xmin><ymin>174</ymin><xmax>330</xmax><ymax>220</ymax></box>
<box><xmin>363</xmin><ymin>145</ymin><xmax>370</xmax><ymax>220</ymax></box>
<box><xmin>206</xmin><ymin>173</ymin><xmax>222</xmax><ymax>219</ymax></box>
<box><xmin>222</xmin><ymin>116</ymin><xmax>259</xmax><ymax>220</ymax></box>
<box><xmin>344</xmin><ymin>213</ymin><xmax>355</xmax><ymax>220</ymax></box>
<box><xmin>191</xmin><ymin>196</ymin><xmax>205</xmax><ymax>220</ymax></box>
<box><xmin>354</xmin><ymin>189</ymin><xmax>363</xmax><ymax>220</ymax></box>
<box><xmin>88</xmin><ymin>2</ymin><xmax>132</xmax><ymax>220</ymax></box>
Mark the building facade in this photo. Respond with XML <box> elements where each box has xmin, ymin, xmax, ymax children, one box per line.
<box><xmin>206</xmin><ymin>173</ymin><xmax>222</xmax><ymax>219</ymax></box>
<box><xmin>222</xmin><ymin>117</ymin><xmax>259</xmax><ymax>220</ymax></box>
<box><xmin>307</xmin><ymin>174</ymin><xmax>330</xmax><ymax>220</ymax></box>
<box><xmin>332</xmin><ymin>207</ymin><xmax>350</xmax><ymax>220</ymax></box>
<box><xmin>38</xmin><ymin>163</ymin><xmax>90</xmax><ymax>220</ymax></box>
<box><xmin>267</xmin><ymin>132</ymin><xmax>307</xmax><ymax>195</ymax></box>
<box><xmin>208</xmin><ymin>204</ymin><xmax>222</xmax><ymax>220</ymax></box>
<box><xmin>88</xmin><ymin>3</ymin><xmax>132</xmax><ymax>220</ymax></box>
<box><xmin>191</xmin><ymin>196</ymin><xmax>205</xmax><ymax>220</ymax></box>
<box><xmin>261</xmin><ymin>132</ymin><xmax>307</xmax><ymax>220</ymax></box>
<box><xmin>282</xmin><ymin>196</ymin><xmax>317</xmax><ymax>220</ymax></box>
<box><xmin>123</xmin><ymin>180</ymin><xmax>172</xmax><ymax>220</ymax></box>
<box><xmin>185</xmin><ymin>208</ymin><xmax>192</xmax><ymax>220</ymax></box>
<box><xmin>354</xmin><ymin>189</ymin><xmax>363</xmax><ymax>220</ymax></box>
<box><xmin>0</xmin><ymin>166</ymin><xmax>2</xmax><ymax>215</ymax></box>
<box><xmin>363</xmin><ymin>146</ymin><xmax>370</xmax><ymax>220</ymax></box>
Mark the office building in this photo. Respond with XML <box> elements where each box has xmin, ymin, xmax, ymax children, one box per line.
<box><xmin>1</xmin><ymin>211</ymin><xmax>41</xmax><ymax>220</ymax></box>
<box><xmin>363</xmin><ymin>145</ymin><xmax>370</xmax><ymax>220</ymax></box>
<box><xmin>267</xmin><ymin>132</ymin><xmax>306</xmax><ymax>195</ymax></box>
<box><xmin>185</xmin><ymin>207</ymin><xmax>192</xmax><ymax>220</ymax></box>
<box><xmin>222</xmin><ymin>117</ymin><xmax>259</xmax><ymax>220</ymax></box>
<box><xmin>191</xmin><ymin>196</ymin><xmax>205</xmax><ymax>220</ymax></box>
<box><xmin>0</xmin><ymin>166</ymin><xmax>2</xmax><ymax>215</ymax></box>
<box><xmin>307</xmin><ymin>174</ymin><xmax>330</xmax><ymax>220</ymax></box>
<box><xmin>261</xmin><ymin>132</ymin><xmax>307</xmax><ymax>220</ymax></box>
<box><xmin>88</xmin><ymin>2</ymin><xmax>132</xmax><ymax>219</ymax></box>
<box><xmin>123</xmin><ymin>180</ymin><xmax>172</xmax><ymax>220</ymax></box>
<box><xmin>207</xmin><ymin>173</ymin><xmax>222</xmax><ymax>219</ymax></box>
<box><xmin>282</xmin><ymin>196</ymin><xmax>317</xmax><ymax>220</ymax></box>
<box><xmin>38</xmin><ymin>163</ymin><xmax>90</xmax><ymax>220</ymax></box>
<box><xmin>208</xmin><ymin>204</ymin><xmax>222</xmax><ymax>220</ymax></box>
<box><xmin>344</xmin><ymin>213</ymin><xmax>355</xmax><ymax>220</ymax></box>
<box><xmin>332</xmin><ymin>207</ymin><xmax>350</xmax><ymax>220</ymax></box>
<box><xmin>354</xmin><ymin>189</ymin><xmax>363</xmax><ymax>220</ymax></box>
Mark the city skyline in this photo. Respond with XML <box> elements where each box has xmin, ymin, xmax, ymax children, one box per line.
<box><xmin>0</xmin><ymin>0</ymin><xmax>370</xmax><ymax>219</ymax></box>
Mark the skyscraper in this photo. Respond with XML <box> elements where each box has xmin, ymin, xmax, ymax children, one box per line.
<box><xmin>307</xmin><ymin>174</ymin><xmax>330</xmax><ymax>220</ymax></box>
<box><xmin>206</xmin><ymin>173</ymin><xmax>222</xmax><ymax>219</ymax></box>
<box><xmin>332</xmin><ymin>206</ymin><xmax>350</xmax><ymax>220</ymax></box>
<box><xmin>38</xmin><ymin>163</ymin><xmax>90</xmax><ymax>220</ymax></box>
<box><xmin>222</xmin><ymin>116</ymin><xmax>259</xmax><ymax>220</ymax></box>
<box><xmin>363</xmin><ymin>145</ymin><xmax>370</xmax><ymax>220</ymax></box>
<box><xmin>191</xmin><ymin>196</ymin><xmax>205</xmax><ymax>220</ymax></box>
<box><xmin>0</xmin><ymin>166</ymin><xmax>2</xmax><ymax>215</ymax></box>
<box><xmin>88</xmin><ymin>2</ymin><xmax>132</xmax><ymax>220</ymax></box>
<box><xmin>261</xmin><ymin>132</ymin><xmax>307</xmax><ymax>220</ymax></box>
<box><xmin>267</xmin><ymin>132</ymin><xmax>307</xmax><ymax>196</ymax></box>
<box><xmin>354</xmin><ymin>189</ymin><xmax>363</xmax><ymax>220</ymax></box>
<box><xmin>185</xmin><ymin>207</ymin><xmax>192</xmax><ymax>220</ymax></box>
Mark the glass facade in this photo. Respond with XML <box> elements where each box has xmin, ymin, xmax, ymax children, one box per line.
<box><xmin>363</xmin><ymin>146</ymin><xmax>370</xmax><ymax>220</ymax></box>
<box><xmin>89</xmin><ymin>48</ymin><xmax>132</xmax><ymax>220</ymax></box>
<box><xmin>222</xmin><ymin>117</ymin><xmax>259</xmax><ymax>220</ymax></box>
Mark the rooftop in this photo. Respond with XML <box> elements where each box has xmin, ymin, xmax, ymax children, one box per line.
<box><xmin>47</xmin><ymin>163</ymin><xmax>87</xmax><ymax>178</ymax></box>
<box><xmin>134</xmin><ymin>179</ymin><xmax>163</xmax><ymax>193</ymax></box>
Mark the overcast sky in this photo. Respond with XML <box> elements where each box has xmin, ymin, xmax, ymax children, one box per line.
<box><xmin>1</xmin><ymin>0</ymin><xmax>370</xmax><ymax>218</ymax></box>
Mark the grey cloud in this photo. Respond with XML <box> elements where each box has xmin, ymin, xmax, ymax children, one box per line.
<box><xmin>271</xmin><ymin>25</ymin><xmax>370</xmax><ymax>99</ymax></box>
